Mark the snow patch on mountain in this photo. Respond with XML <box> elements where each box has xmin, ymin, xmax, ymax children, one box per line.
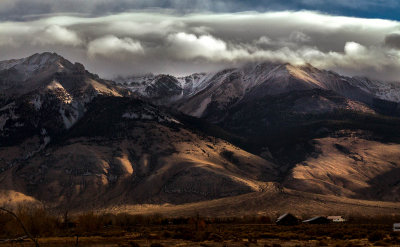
<box><xmin>122</xmin><ymin>107</ymin><xmax>181</xmax><ymax>124</ymax></box>
<box><xmin>59</xmin><ymin>106</ymin><xmax>79</xmax><ymax>129</ymax></box>
<box><xmin>348</xmin><ymin>77</ymin><xmax>400</xmax><ymax>103</ymax></box>
<box><xmin>0</xmin><ymin>52</ymin><xmax>65</xmax><ymax>82</ymax></box>
<box><xmin>0</xmin><ymin>102</ymin><xmax>19</xmax><ymax>131</ymax></box>
<box><xmin>0</xmin><ymin>114</ymin><xmax>8</xmax><ymax>131</ymax></box>
<box><xmin>122</xmin><ymin>112</ymin><xmax>139</xmax><ymax>119</ymax></box>
<box><xmin>0</xmin><ymin>59</ymin><xmax>22</xmax><ymax>71</ymax></box>
<box><xmin>30</xmin><ymin>96</ymin><xmax>42</xmax><ymax>111</ymax></box>
<box><xmin>115</xmin><ymin>72</ymin><xmax>211</xmax><ymax>102</ymax></box>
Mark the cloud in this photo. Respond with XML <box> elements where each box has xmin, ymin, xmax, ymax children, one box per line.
<box><xmin>385</xmin><ymin>33</ymin><xmax>400</xmax><ymax>49</ymax></box>
<box><xmin>0</xmin><ymin>11</ymin><xmax>400</xmax><ymax>80</ymax></box>
<box><xmin>167</xmin><ymin>32</ymin><xmax>227</xmax><ymax>59</ymax></box>
<box><xmin>34</xmin><ymin>25</ymin><xmax>82</xmax><ymax>46</ymax></box>
<box><xmin>87</xmin><ymin>35</ymin><xmax>144</xmax><ymax>59</ymax></box>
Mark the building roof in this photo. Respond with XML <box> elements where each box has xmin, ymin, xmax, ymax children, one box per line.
<box><xmin>303</xmin><ymin>216</ymin><xmax>330</xmax><ymax>224</ymax></box>
<box><xmin>276</xmin><ymin>213</ymin><xmax>299</xmax><ymax>225</ymax></box>
<box><xmin>277</xmin><ymin>213</ymin><xmax>290</xmax><ymax>221</ymax></box>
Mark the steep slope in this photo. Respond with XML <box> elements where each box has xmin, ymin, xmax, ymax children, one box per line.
<box><xmin>348</xmin><ymin>76</ymin><xmax>400</xmax><ymax>103</ymax></box>
<box><xmin>0</xmin><ymin>52</ymin><xmax>128</xmax><ymax>148</ymax></box>
<box><xmin>167</xmin><ymin>64</ymin><xmax>400</xmax><ymax>203</ymax></box>
<box><xmin>0</xmin><ymin>96</ymin><xmax>278</xmax><ymax>208</ymax></box>
<box><xmin>115</xmin><ymin>74</ymin><xmax>182</xmax><ymax>103</ymax></box>
<box><xmin>284</xmin><ymin>133</ymin><xmax>400</xmax><ymax>201</ymax></box>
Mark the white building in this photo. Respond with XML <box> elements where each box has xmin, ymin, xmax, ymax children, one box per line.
<box><xmin>394</xmin><ymin>223</ymin><xmax>400</xmax><ymax>232</ymax></box>
<box><xmin>327</xmin><ymin>216</ymin><xmax>346</xmax><ymax>222</ymax></box>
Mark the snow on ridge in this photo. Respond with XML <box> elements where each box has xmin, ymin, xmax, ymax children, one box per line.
<box><xmin>115</xmin><ymin>62</ymin><xmax>400</xmax><ymax>107</ymax></box>
<box><xmin>0</xmin><ymin>114</ymin><xmax>9</xmax><ymax>131</ymax></box>
<box><xmin>0</xmin><ymin>53</ymin><xmax>63</xmax><ymax>80</ymax></box>
<box><xmin>122</xmin><ymin>112</ymin><xmax>139</xmax><ymax>119</ymax></box>
<box><xmin>122</xmin><ymin>107</ymin><xmax>181</xmax><ymax>124</ymax></box>
<box><xmin>115</xmin><ymin>72</ymin><xmax>211</xmax><ymax>99</ymax></box>
<box><xmin>0</xmin><ymin>58</ymin><xmax>23</xmax><ymax>71</ymax></box>
<box><xmin>0</xmin><ymin>102</ymin><xmax>20</xmax><ymax>131</ymax></box>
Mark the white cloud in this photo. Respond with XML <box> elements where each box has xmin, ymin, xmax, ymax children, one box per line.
<box><xmin>344</xmin><ymin>42</ymin><xmax>366</xmax><ymax>56</ymax></box>
<box><xmin>33</xmin><ymin>25</ymin><xmax>82</xmax><ymax>46</ymax></box>
<box><xmin>87</xmin><ymin>35</ymin><xmax>144</xmax><ymax>59</ymax></box>
<box><xmin>1</xmin><ymin>11</ymin><xmax>400</xmax><ymax>80</ymax></box>
<box><xmin>167</xmin><ymin>32</ymin><xmax>227</xmax><ymax>59</ymax></box>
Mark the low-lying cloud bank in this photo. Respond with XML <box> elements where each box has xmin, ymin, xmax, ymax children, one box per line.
<box><xmin>1</xmin><ymin>11</ymin><xmax>400</xmax><ymax>80</ymax></box>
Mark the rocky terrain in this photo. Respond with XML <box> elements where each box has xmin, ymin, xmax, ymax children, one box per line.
<box><xmin>0</xmin><ymin>52</ymin><xmax>128</xmax><ymax>148</ymax></box>
<box><xmin>0</xmin><ymin>52</ymin><xmax>400</xmax><ymax>215</ymax></box>
<box><xmin>116</xmin><ymin>62</ymin><xmax>400</xmax><ymax>119</ymax></box>
<box><xmin>0</xmin><ymin>96</ymin><xmax>278</xmax><ymax>209</ymax></box>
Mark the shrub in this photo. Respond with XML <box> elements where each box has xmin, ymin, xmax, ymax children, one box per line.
<box><xmin>318</xmin><ymin>240</ymin><xmax>328</xmax><ymax>246</ymax></box>
<box><xmin>76</xmin><ymin>212</ymin><xmax>103</xmax><ymax>235</ymax></box>
<box><xmin>368</xmin><ymin>231</ymin><xmax>385</xmax><ymax>242</ymax></box>
<box><xmin>331</xmin><ymin>232</ymin><xmax>344</xmax><ymax>239</ymax></box>
<box><xmin>128</xmin><ymin>241</ymin><xmax>140</xmax><ymax>247</ymax></box>
<box><xmin>220</xmin><ymin>150</ymin><xmax>239</xmax><ymax>164</ymax></box>
<box><xmin>1</xmin><ymin>205</ymin><xmax>60</xmax><ymax>238</ymax></box>
<box><xmin>150</xmin><ymin>243</ymin><xmax>164</xmax><ymax>247</ymax></box>
<box><xmin>373</xmin><ymin>241</ymin><xmax>389</xmax><ymax>246</ymax></box>
<box><xmin>209</xmin><ymin>233</ymin><xmax>223</xmax><ymax>242</ymax></box>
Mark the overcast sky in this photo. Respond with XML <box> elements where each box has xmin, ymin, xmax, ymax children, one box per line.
<box><xmin>1</xmin><ymin>0</ymin><xmax>400</xmax><ymax>80</ymax></box>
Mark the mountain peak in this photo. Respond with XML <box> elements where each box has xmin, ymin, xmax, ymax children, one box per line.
<box><xmin>21</xmin><ymin>52</ymin><xmax>66</xmax><ymax>70</ymax></box>
<box><xmin>26</xmin><ymin>52</ymin><xmax>63</xmax><ymax>63</ymax></box>
<box><xmin>0</xmin><ymin>52</ymin><xmax>71</xmax><ymax>73</ymax></box>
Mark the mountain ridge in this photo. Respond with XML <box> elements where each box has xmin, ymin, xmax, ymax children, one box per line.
<box><xmin>0</xmin><ymin>52</ymin><xmax>399</xmax><ymax>214</ymax></box>
<box><xmin>0</xmin><ymin>52</ymin><xmax>129</xmax><ymax>148</ymax></box>
<box><xmin>115</xmin><ymin>61</ymin><xmax>400</xmax><ymax>119</ymax></box>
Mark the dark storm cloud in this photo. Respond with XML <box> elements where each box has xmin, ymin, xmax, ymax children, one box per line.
<box><xmin>0</xmin><ymin>11</ymin><xmax>400</xmax><ymax>80</ymax></box>
<box><xmin>385</xmin><ymin>33</ymin><xmax>400</xmax><ymax>49</ymax></box>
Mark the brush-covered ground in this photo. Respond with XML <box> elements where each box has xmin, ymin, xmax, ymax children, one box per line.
<box><xmin>1</xmin><ymin>206</ymin><xmax>400</xmax><ymax>247</ymax></box>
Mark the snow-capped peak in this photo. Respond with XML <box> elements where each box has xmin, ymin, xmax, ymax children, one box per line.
<box><xmin>0</xmin><ymin>52</ymin><xmax>64</xmax><ymax>71</ymax></box>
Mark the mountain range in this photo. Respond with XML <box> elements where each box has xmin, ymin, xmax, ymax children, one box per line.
<box><xmin>0</xmin><ymin>52</ymin><xmax>399</xmax><ymax>216</ymax></box>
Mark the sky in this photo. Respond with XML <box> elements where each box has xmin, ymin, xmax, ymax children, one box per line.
<box><xmin>0</xmin><ymin>0</ymin><xmax>400</xmax><ymax>80</ymax></box>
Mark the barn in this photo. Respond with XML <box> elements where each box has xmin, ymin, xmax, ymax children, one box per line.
<box><xmin>276</xmin><ymin>213</ymin><xmax>299</xmax><ymax>226</ymax></box>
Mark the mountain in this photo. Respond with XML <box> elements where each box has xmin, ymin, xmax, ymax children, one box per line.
<box><xmin>0</xmin><ymin>52</ymin><xmax>129</xmax><ymax>148</ymax></box>
<box><xmin>348</xmin><ymin>76</ymin><xmax>400</xmax><ymax>103</ymax></box>
<box><xmin>115</xmin><ymin>73</ymin><xmax>209</xmax><ymax>105</ymax></box>
<box><xmin>0</xmin><ymin>53</ymin><xmax>278</xmax><ymax>208</ymax></box>
<box><xmin>0</xmin><ymin>53</ymin><xmax>399</xmax><ymax>215</ymax></box>
<box><xmin>0</xmin><ymin>96</ymin><xmax>278</xmax><ymax>208</ymax></box>
<box><xmin>283</xmin><ymin>134</ymin><xmax>400</xmax><ymax>201</ymax></box>
<box><xmin>117</xmin><ymin>62</ymin><xmax>400</xmax><ymax>204</ymax></box>
<box><xmin>176</xmin><ymin>63</ymin><xmax>400</xmax><ymax>120</ymax></box>
<box><xmin>117</xmin><ymin>62</ymin><xmax>400</xmax><ymax>119</ymax></box>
